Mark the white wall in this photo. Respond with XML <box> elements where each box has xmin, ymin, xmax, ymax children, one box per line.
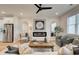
<box><xmin>0</xmin><ymin>16</ymin><xmax>60</xmax><ymax>41</ymax></box>
<box><xmin>22</xmin><ymin>17</ymin><xmax>60</xmax><ymax>40</ymax></box>
<box><xmin>0</xmin><ymin>17</ymin><xmax>22</xmax><ymax>41</ymax></box>
<box><xmin>59</xmin><ymin>6</ymin><xmax>79</xmax><ymax>35</ymax></box>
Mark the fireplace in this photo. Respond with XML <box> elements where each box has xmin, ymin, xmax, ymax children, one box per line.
<box><xmin>33</xmin><ymin>32</ymin><xmax>47</xmax><ymax>37</ymax></box>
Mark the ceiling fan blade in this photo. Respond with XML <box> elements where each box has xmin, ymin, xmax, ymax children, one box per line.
<box><xmin>41</xmin><ymin>7</ymin><xmax>52</xmax><ymax>9</ymax></box>
<box><xmin>34</xmin><ymin>4</ymin><xmax>52</xmax><ymax>14</ymax></box>
<box><xmin>36</xmin><ymin>9</ymin><xmax>41</xmax><ymax>14</ymax></box>
<box><xmin>34</xmin><ymin>4</ymin><xmax>40</xmax><ymax>8</ymax></box>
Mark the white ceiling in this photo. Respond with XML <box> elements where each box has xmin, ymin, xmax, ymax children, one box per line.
<box><xmin>0</xmin><ymin>4</ymin><xmax>78</xmax><ymax>19</ymax></box>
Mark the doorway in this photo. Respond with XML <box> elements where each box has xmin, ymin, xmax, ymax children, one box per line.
<box><xmin>3</xmin><ymin>24</ymin><xmax>14</xmax><ymax>43</ymax></box>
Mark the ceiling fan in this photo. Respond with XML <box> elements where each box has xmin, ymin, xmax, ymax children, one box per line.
<box><xmin>34</xmin><ymin>4</ymin><xmax>52</xmax><ymax>14</ymax></box>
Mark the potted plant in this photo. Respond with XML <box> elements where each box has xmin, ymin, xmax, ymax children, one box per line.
<box><xmin>54</xmin><ymin>26</ymin><xmax>63</xmax><ymax>37</ymax></box>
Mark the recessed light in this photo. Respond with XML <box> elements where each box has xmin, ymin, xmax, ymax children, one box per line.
<box><xmin>1</xmin><ymin>11</ymin><xmax>6</xmax><ymax>14</ymax></box>
<box><xmin>55</xmin><ymin>12</ymin><xmax>59</xmax><ymax>15</ymax></box>
<box><xmin>20</xmin><ymin>12</ymin><xmax>23</xmax><ymax>16</ymax></box>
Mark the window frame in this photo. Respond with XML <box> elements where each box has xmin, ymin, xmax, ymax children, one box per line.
<box><xmin>67</xmin><ymin>14</ymin><xmax>79</xmax><ymax>34</ymax></box>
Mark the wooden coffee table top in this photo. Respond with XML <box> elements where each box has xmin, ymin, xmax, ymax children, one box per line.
<box><xmin>29</xmin><ymin>41</ymin><xmax>53</xmax><ymax>48</ymax></box>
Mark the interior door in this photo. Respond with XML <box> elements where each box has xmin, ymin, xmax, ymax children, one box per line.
<box><xmin>3</xmin><ymin>24</ymin><xmax>14</xmax><ymax>43</ymax></box>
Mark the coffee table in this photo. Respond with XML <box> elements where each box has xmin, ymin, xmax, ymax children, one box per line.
<box><xmin>29</xmin><ymin>41</ymin><xmax>54</xmax><ymax>51</ymax></box>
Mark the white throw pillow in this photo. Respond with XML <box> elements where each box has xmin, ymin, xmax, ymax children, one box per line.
<box><xmin>58</xmin><ymin>45</ymin><xmax>73</xmax><ymax>55</ymax></box>
<box><xmin>62</xmin><ymin>47</ymin><xmax>73</xmax><ymax>55</ymax></box>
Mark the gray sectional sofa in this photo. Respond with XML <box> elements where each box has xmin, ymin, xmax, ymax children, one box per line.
<box><xmin>56</xmin><ymin>34</ymin><xmax>79</xmax><ymax>47</ymax></box>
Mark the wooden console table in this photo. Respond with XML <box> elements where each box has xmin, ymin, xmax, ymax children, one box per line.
<box><xmin>29</xmin><ymin>41</ymin><xmax>54</xmax><ymax>51</ymax></box>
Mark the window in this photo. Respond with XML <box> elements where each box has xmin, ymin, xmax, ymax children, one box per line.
<box><xmin>67</xmin><ymin>15</ymin><xmax>76</xmax><ymax>34</ymax></box>
<box><xmin>77</xmin><ymin>14</ymin><xmax>79</xmax><ymax>34</ymax></box>
<box><xmin>67</xmin><ymin>14</ymin><xmax>79</xmax><ymax>34</ymax></box>
<box><xmin>51</xmin><ymin>22</ymin><xmax>56</xmax><ymax>36</ymax></box>
<box><xmin>51</xmin><ymin>22</ymin><xmax>56</xmax><ymax>33</ymax></box>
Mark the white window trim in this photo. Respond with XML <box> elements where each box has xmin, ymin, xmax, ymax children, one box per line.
<box><xmin>67</xmin><ymin>14</ymin><xmax>79</xmax><ymax>35</ymax></box>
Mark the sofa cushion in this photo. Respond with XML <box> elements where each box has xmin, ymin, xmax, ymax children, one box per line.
<box><xmin>72</xmin><ymin>38</ymin><xmax>79</xmax><ymax>45</ymax></box>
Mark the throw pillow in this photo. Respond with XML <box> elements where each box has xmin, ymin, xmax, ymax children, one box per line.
<box><xmin>72</xmin><ymin>38</ymin><xmax>79</xmax><ymax>45</ymax></box>
<box><xmin>58</xmin><ymin>45</ymin><xmax>73</xmax><ymax>55</ymax></box>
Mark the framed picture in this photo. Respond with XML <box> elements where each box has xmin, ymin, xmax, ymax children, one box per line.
<box><xmin>35</xmin><ymin>20</ymin><xmax>44</xmax><ymax>30</ymax></box>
